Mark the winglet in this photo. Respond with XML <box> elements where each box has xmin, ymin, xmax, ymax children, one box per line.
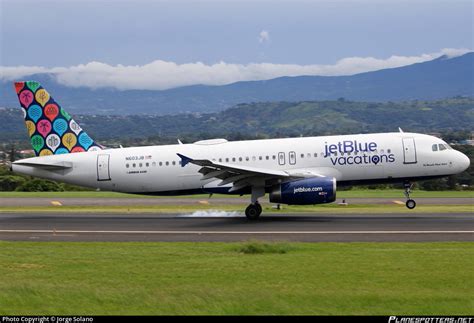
<box><xmin>177</xmin><ymin>153</ymin><xmax>192</xmax><ymax>167</ymax></box>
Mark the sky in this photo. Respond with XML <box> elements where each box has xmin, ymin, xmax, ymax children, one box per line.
<box><xmin>0</xmin><ymin>0</ymin><xmax>472</xmax><ymax>90</ymax></box>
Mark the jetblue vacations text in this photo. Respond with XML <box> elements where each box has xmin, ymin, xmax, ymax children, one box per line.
<box><xmin>324</xmin><ymin>140</ymin><xmax>395</xmax><ymax>166</ymax></box>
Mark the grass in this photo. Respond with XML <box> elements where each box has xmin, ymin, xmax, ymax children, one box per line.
<box><xmin>236</xmin><ymin>241</ymin><xmax>292</xmax><ymax>254</ymax></box>
<box><xmin>0</xmin><ymin>189</ymin><xmax>473</xmax><ymax>198</ymax></box>
<box><xmin>0</xmin><ymin>204</ymin><xmax>471</xmax><ymax>214</ymax></box>
<box><xmin>0</xmin><ymin>241</ymin><xmax>472</xmax><ymax>315</ymax></box>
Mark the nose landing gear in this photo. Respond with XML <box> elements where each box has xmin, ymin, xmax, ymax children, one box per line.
<box><xmin>404</xmin><ymin>182</ymin><xmax>416</xmax><ymax>209</ymax></box>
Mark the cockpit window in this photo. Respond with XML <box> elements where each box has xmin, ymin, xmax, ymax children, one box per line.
<box><xmin>432</xmin><ymin>144</ymin><xmax>438</xmax><ymax>152</ymax></box>
<box><xmin>439</xmin><ymin>144</ymin><xmax>447</xmax><ymax>151</ymax></box>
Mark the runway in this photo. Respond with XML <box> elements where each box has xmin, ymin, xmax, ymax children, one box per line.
<box><xmin>1</xmin><ymin>212</ymin><xmax>473</xmax><ymax>242</ymax></box>
<box><xmin>0</xmin><ymin>197</ymin><xmax>472</xmax><ymax>206</ymax></box>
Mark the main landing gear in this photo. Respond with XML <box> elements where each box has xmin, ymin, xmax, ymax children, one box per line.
<box><xmin>245</xmin><ymin>202</ymin><xmax>262</xmax><ymax>220</ymax></box>
<box><xmin>245</xmin><ymin>186</ymin><xmax>264</xmax><ymax>220</ymax></box>
<box><xmin>404</xmin><ymin>182</ymin><xmax>416</xmax><ymax>209</ymax></box>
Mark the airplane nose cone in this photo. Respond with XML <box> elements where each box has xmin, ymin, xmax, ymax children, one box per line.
<box><xmin>458</xmin><ymin>152</ymin><xmax>470</xmax><ymax>172</ymax></box>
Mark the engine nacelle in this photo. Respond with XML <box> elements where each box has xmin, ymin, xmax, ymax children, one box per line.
<box><xmin>269</xmin><ymin>177</ymin><xmax>336</xmax><ymax>205</ymax></box>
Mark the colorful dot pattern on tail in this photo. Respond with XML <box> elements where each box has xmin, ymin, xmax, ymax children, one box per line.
<box><xmin>15</xmin><ymin>81</ymin><xmax>101</xmax><ymax>156</ymax></box>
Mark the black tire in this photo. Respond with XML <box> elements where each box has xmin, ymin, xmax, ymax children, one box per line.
<box><xmin>245</xmin><ymin>204</ymin><xmax>261</xmax><ymax>220</ymax></box>
<box><xmin>406</xmin><ymin>199</ymin><xmax>416</xmax><ymax>209</ymax></box>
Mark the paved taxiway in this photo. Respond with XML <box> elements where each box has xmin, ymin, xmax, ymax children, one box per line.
<box><xmin>0</xmin><ymin>212</ymin><xmax>472</xmax><ymax>242</ymax></box>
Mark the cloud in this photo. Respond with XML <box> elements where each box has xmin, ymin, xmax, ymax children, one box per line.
<box><xmin>1</xmin><ymin>48</ymin><xmax>471</xmax><ymax>91</ymax></box>
<box><xmin>258</xmin><ymin>30</ymin><xmax>270</xmax><ymax>43</ymax></box>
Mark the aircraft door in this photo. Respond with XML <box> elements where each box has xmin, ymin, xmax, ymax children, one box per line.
<box><xmin>402</xmin><ymin>138</ymin><xmax>417</xmax><ymax>164</ymax></box>
<box><xmin>97</xmin><ymin>154</ymin><xmax>111</xmax><ymax>181</ymax></box>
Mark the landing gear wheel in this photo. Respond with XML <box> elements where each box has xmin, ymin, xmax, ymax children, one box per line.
<box><xmin>406</xmin><ymin>199</ymin><xmax>416</xmax><ymax>209</ymax></box>
<box><xmin>245</xmin><ymin>204</ymin><xmax>262</xmax><ymax>220</ymax></box>
<box><xmin>403</xmin><ymin>181</ymin><xmax>416</xmax><ymax>210</ymax></box>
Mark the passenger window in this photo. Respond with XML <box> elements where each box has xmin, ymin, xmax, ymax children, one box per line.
<box><xmin>314</xmin><ymin>153</ymin><xmax>317</xmax><ymax>157</ymax></box>
<box><xmin>165</xmin><ymin>161</ymin><xmax>169</xmax><ymax>166</ymax></box>
<box><xmin>126</xmin><ymin>164</ymin><xmax>129</xmax><ymax>168</ymax></box>
<box><xmin>300</xmin><ymin>154</ymin><xmax>304</xmax><ymax>158</ymax></box>
<box><xmin>239</xmin><ymin>157</ymin><xmax>242</xmax><ymax>162</ymax></box>
<box><xmin>266</xmin><ymin>156</ymin><xmax>269</xmax><ymax>160</ymax></box>
<box><xmin>432</xmin><ymin>144</ymin><xmax>438</xmax><ymax>152</ymax></box>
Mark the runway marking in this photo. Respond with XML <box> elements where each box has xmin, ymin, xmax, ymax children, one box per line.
<box><xmin>0</xmin><ymin>230</ymin><xmax>473</xmax><ymax>235</ymax></box>
<box><xmin>392</xmin><ymin>200</ymin><xmax>405</xmax><ymax>205</ymax></box>
<box><xmin>50</xmin><ymin>201</ymin><xmax>62</xmax><ymax>206</ymax></box>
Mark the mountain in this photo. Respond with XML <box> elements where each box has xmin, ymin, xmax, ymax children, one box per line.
<box><xmin>1</xmin><ymin>98</ymin><xmax>472</xmax><ymax>142</ymax></box>
<box><xmin>1</xmin><ymin>53</ymin><xmax>473</xmax><ymax>115</ymax></box>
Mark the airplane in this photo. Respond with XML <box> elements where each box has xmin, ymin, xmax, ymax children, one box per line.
<box><xmin>10</xmin><ymin>81</ymin><xmax>471</xmax><ymax>219</ymax></box>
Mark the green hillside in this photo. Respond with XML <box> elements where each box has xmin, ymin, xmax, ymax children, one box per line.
<box><xmin>1</xmin><ymin>98</ymin><xmax>472</xmax><ymax>143</ymax></box>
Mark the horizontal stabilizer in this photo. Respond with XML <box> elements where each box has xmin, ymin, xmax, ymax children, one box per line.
<box><xmin>12</xmin><ymin>160</ymin><xmax>73</xmax><ymax>170</ymax></box>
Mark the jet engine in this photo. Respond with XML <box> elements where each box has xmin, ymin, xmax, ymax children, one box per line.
<box><xmin>269</xmin><ymin>177</ymin><xmax>336</xmax><ymax>205</ymax></box>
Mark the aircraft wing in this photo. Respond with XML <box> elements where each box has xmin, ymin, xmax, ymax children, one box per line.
<box><xmin>177</xmin><ymin>153</ymin><xmax>292</xmax><ymax>192</ymax></box>
<box><xmin>284</xmin><ymin>167</ymin><xmax>342</xmax><ymax>179</ymax></box>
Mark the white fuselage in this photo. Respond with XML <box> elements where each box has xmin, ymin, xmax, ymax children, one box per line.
<box><xmin>12</xmin><ymin>132</ymin><xmax>470</xmax><ymax>196</ymax></box>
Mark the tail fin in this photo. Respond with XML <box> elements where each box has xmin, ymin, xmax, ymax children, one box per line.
<box><xmin>14</xmin><ymin>81</ymin><xmax>102</xmax><ymax>156</ymax></box>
